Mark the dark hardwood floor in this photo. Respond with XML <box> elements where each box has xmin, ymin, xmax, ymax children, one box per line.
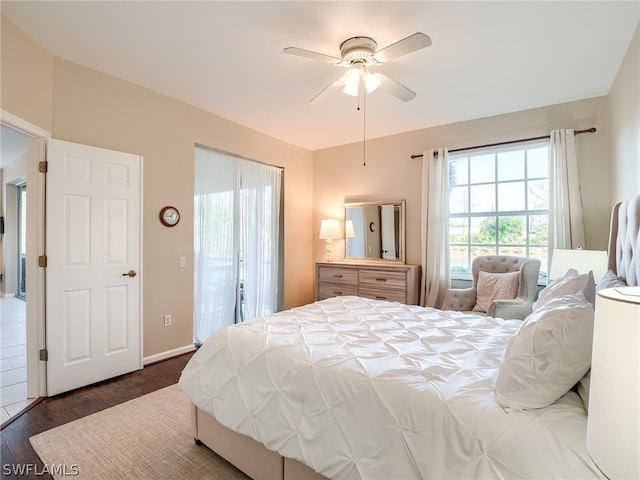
<box><xmin>1</xmin><ymin>352</ymin><xmax>194</xmax><ymax>480</ymax></box>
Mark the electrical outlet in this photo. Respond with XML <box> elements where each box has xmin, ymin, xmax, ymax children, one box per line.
<box><xmin>179</xmin><ymin>257</ymin><xmax>186</xmax><ymax>268</ymax></box>
<box><xmin>164</xmin><ymin>314</ymin><xmax>172</xmax><ymax>327</ymax></box>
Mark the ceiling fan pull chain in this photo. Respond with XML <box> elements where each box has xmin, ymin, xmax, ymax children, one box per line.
<box><xmin>363</xmin><ymin>90</ymin><xmax>366</xmax><ymax>167</ymax></box>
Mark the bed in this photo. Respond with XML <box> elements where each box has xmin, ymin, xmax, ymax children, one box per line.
<box><xmin>179</xmin><ymin>194</ymin><xmax>640</xmax><ymax>480</ymax></box>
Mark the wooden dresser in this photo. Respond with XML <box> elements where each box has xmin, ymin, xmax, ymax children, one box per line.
<box><xmin>315</xmin><ymin>262</ymin><xmax>421</xmax><ymax>305</ymax></box>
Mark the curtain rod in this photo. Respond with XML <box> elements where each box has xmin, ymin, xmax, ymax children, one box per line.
<box><xmin>410</xmin><ymin>127</ymin><xmax>596</xmax><ymax>159</ymax></box>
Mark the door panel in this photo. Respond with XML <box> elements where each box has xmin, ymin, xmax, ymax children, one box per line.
<box><xmin>64</xmin><ymin>289</ymin><xmax>91</xmax><ymax>363</ymax></box>
<box><xmin>46</xmin><ymin>139</ymin><xmax>142</xmax><ymax>396</ymax></box>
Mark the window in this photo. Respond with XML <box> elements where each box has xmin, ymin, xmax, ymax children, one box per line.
<box><xmin>448</xmin><ymin>141</ymin><xmax>549</xmax><ymax>282</ymax></box>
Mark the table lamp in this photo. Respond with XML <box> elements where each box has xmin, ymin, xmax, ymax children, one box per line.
<box><xmin>586</xmin><ymin>286</ymin><xmax>640</xmax><ymax>479</ymax></box>
<box><xmin>549</xmin><ymin>249</ymin><xmax>608</xmax><ymax>282</ymax></box>
<box><xmin>319</xmin><ymin>219</ymin><xmax>342</xmax><ymax>262</ymax></box>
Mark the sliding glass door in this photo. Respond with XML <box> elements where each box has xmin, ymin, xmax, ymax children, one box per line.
<box><xmin>193</xmin><ymin>146</ymin><xmax>283</xmax><ymax>344</ymax></box>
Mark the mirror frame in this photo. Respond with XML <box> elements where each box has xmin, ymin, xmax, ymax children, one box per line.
<box><xmin>343</xmin><ymin>199</ymin><xmax>406</xmax><ymax>264</ymax></box>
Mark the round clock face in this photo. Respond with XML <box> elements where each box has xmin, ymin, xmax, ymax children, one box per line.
<box><xmin>160</xmin><ymin>206</ymin><xmax>180</xmax><ymax>227</ymax></box>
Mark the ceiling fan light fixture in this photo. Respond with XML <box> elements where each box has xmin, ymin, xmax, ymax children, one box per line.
<box><xmin>342</xmin><ymin>84</ymin><xmax>359</xmax><ymax>97</ymax></box>
<box><xmin>342</xmin><ymin>68</ymin><xmax>361</xmax><ymax>96</ymax></box>
<box><xmin>342</xmin><ymin>67</ymin><xmax>380</xmax><ymax>97</ymax></box>
<box><xmin>363</xmin><ymin>70</ymin><xmax>381</xmax><ymax>93</ymax></box>
<box><xmin>285</xmin><ymin>32</ymin><xmax>430</xmax><ymax>104</ymax></box>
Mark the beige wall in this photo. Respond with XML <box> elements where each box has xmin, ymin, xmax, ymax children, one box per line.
<box><xmin>314</xmin><ymin>96</ymin><xmax>611</xmax><ymax>266</ymax></box>
<box><xmin>1</xmin><ymin>16</ymin><xmax>315</xmax><ymax>359</ymax></box>
<box><xmin>609</xmin><ymin>22</ymin><xmax>640</xmax><ymax>206</ymax></box>
<box><xmin>0</xmin><ymin>16</ymin><xmax>53</xmax><ymax>132</ymax></box>
<box><xmin>51</xmin><ymin>60</ymin><xmax>314</xmax><ymax>357</ymax></box>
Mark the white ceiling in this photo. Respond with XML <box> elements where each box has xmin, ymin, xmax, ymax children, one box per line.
<box><xmin>1</xmin><ymin>1</ymin><xmax>638</xmax><ymax>151</ymax></box>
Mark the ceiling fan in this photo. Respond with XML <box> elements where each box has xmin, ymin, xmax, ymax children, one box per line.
<box><xmin>283</xmin><ymin>32</ymin><xmax>431</xmax><ymax>105</ymax></box>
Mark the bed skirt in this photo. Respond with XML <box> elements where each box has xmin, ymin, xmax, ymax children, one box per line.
<box><xmin>191</xmin><ymin>405</ymin><xmax>329</xmax><ymax>480</ymax></box>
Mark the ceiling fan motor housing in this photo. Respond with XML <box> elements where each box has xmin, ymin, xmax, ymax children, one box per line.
<box><xmin>340</xmin><ymin>36</ymin><xmax>378</xmax><ymax>64</ymax></box>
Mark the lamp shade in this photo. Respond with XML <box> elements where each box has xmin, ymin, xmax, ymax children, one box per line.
<box><xmin>319</xmin><ymin>219</ymin><xmax>341</xmax><ymax>240</ymax></box>
<box><xmin>587</xmin><ymin>286</ymin><xmax>640</xmax><ymax>479</ymax></box>
<box><xmin>362</xmin><ymin>71</ymin><xmax>381</xmax><ymax>93</ymax></box>
<box><xmin>342</xmin><ymin>68</ymin><xmax>360</xmax><ymax>97</ymax></box>
<box><xmin>345</xmin><ymin>220</ymin><xmax>356</xmax><ymax>239</ymax></box>
<box><xmin>549</xmin><ymin>249</ymin><xmax>608</xmax><ymax>282</ymax></box>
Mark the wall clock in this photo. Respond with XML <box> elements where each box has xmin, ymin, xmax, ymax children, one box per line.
<box><xmin>159</xmin><ymin>206</ymin><xmax>180</xmax><ymax>227</ymax></box>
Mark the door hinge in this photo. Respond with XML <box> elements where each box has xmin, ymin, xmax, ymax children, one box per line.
<box><xmin>39</xmin><ymin>161</ymin><xmax>48</xmax><ymax>173</ymax></box>
<box><xmin>38</xmin><ymin>255</ymin><xmax>48</xmax><ymax>268</ymax></box>
<box><xmin>39</xmin><ymin>349</ymin><xmax>48</xmax><ymax>361</ymax></box>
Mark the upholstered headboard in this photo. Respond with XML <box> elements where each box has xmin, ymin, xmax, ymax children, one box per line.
<box><xmin>607</xmin><ymin>194</ymin><xmax>640</xmax><ymax>286</ymax></box>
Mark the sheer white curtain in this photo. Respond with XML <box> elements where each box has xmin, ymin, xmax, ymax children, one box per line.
<box><xmin>548</xmin><ymin>129</ymin><xmax>585</xmax><ymax>266</ymax></box>
<box><xmin>345</xmin><ymin>208</ymin><xmax>366</xmax><ymax>258</ymax></box>
<box><xmin>420</xmin><ymin>148</ymin><xmax>450</xmax><ymax>308</ymax></box>
<box><xmin>240</xmin><ymin>161</ymin><xmax>282</xmax><ymax>321</ymax></box>
<box><xmin>194</xmin><ymin>146</ymin><xmax>282</xmax><ymax>344</ymax></box>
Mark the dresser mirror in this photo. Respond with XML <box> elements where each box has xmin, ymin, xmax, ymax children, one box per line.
<box><xmin>344</xmin><ymin>199</ymin><xmax>405</xmax><ymax>263</ymax></box>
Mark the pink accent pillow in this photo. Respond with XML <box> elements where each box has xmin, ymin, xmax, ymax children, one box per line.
<box><xmin>473</xmin><ymin>270</ymin><xmax>520</xmax><ymax>313</ymax></box>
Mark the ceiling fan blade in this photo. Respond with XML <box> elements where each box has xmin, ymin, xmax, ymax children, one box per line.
<box><xmin>373</xmin><ymin>73</ymin><xmax>417</xmax><ymax>102</ymax></box>
<box><xmin>283</xmin><ymin>47</ymin><xmax>342</xmax><ymax>65</ymax></box>
<box><xmin>374</xmin><ymin>32</ymin><xmax>432</xmax><ymax>63</ymax></box>
<box><xmin>309</xmin><ymin>77</ymin><xmax>345</xmax><ymax>105</ymax></box>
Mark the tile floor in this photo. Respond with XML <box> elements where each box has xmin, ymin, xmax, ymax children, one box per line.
<box><xmin>1</xmin><ymin>295</ymin><xmax>33</xmax><ymax>424</ymax></box>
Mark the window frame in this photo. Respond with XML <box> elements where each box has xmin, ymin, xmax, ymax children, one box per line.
<box><xmin>448</xmin><ymin>140</ymin><xmax>549</xmax><ymax>284</ymax></box>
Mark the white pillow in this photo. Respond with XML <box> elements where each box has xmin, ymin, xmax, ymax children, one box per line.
<box><xmin>577</xmin><ymin>369</ymin><xmax>591</xmax><ymax>411</ymax></box>
<box><xmin>495</xmin><ymin>292</ymin><xmax>594</xmax><ymax>411</ymax></box>
<box><xmin>533</xmin><ymin>268</ymin><xmax>595</xmax><ymax>310</ymax></box>
<box><xmin>473</xmin><ymin>270</ymin><xmax>520</xmax><ymax>313</ymax></box>
<box><xmin>596</xmin><ymin>269</ymin><xmax>627</xmax><ymax>292</ymax></box>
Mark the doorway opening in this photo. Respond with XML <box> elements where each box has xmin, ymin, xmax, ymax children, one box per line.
<box><xmin>1</xmin><ymin>111</ymin><xmax>49</xmax><ymax>426</ymax></box>
<box><xmin>0</xmin><ymin>125</ymin><xmax>29</xmax><ymax>424</ymax></box>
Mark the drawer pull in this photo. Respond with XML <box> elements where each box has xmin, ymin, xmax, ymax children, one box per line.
<box><xmin>376</xmin><ymin>296</ymin><xmax>387</xmax><ymax>300</ymax></box>
<box><xmin>376</xmin><ymin>278</ymin><xmax>387</xmax><ymax>282</ymax></box>
<box><xmin>333</xmin><ymin>274</ymin><xmax>343</xmax><ymax>278</ymax></box>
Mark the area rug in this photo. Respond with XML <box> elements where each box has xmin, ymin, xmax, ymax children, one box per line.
<box><xmin>30</xmin><ymin>384</ymin><xmax>250</xmax><ymax>480</ymax></box>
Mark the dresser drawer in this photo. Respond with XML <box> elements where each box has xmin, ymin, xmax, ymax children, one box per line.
<box><xmin>316</xmin><ymin>262</ymin><xmax>420</xmax><ymax>305</ymax></box>
<box><xmin>318</xmin><ymin>266</ymin><xmax>358</xmax><ymax>285</ymax></box>
<box><xmin>359</xmin><ymin>270</ymin><xmax>407</xmax><ymax>290</ymax></box>
<box><xmin>358</xmin><ymin>286</ymin><xmax>407</xmax><ymax>304</ymax></box>
<box><xmin>318</xmin><ymin>282</ymin><xmax>358</xmax><ymax>300</ymax></box>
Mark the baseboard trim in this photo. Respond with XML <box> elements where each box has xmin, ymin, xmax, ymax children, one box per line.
<box><xmin>143</xmin><ymin>344</ymin><xmax>196</xmax><ymax>366</ymax></box>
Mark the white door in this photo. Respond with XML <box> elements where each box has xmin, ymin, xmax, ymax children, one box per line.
<box><xmin>381</xmin><ymin>204</ymin><xmax>397</xmax><ymax>260</ymax></box>
<box><xmin>46</xmin><ymin>139</ymin><xmax>142</xmax><ymax>396</ymax></box>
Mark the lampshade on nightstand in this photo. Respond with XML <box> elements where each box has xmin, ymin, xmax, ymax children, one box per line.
<box><xmin>586</xmin><ymin>286</ymin><xmax>640</xmax><ymax>479</ymax></box>
<box><xmin>549</xmin><ymin>249</ymin><xmax>608</xmax><ymax>282</ymax></box>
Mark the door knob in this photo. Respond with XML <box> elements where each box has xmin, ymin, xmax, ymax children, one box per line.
<box><xmin>122</xmin><ymin>270</ymin><xmax>137</xmax><ymax>278</ymax></box>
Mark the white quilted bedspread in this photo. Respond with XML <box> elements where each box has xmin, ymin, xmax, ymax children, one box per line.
<box><xmin>179</xmin><ymin>296</ymin><xmax>604</xmax><ymax>480</ymax></box>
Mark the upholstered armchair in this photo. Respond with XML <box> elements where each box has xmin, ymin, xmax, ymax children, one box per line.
<box><xmin>442</xmin><ymin>255</ymin><xmax>541</xmax><ymax>320</ymax></box>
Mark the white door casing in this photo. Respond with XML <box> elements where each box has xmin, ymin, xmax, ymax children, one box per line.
<box><xmin>46</xmin><ymin>139</ymin><xmax>142</xmax><ymax>396</ymax></box>
<box><xmin>1</xmin><ymin>110</ymin><xmax>50</xmax><ymax>399</ymax></box>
